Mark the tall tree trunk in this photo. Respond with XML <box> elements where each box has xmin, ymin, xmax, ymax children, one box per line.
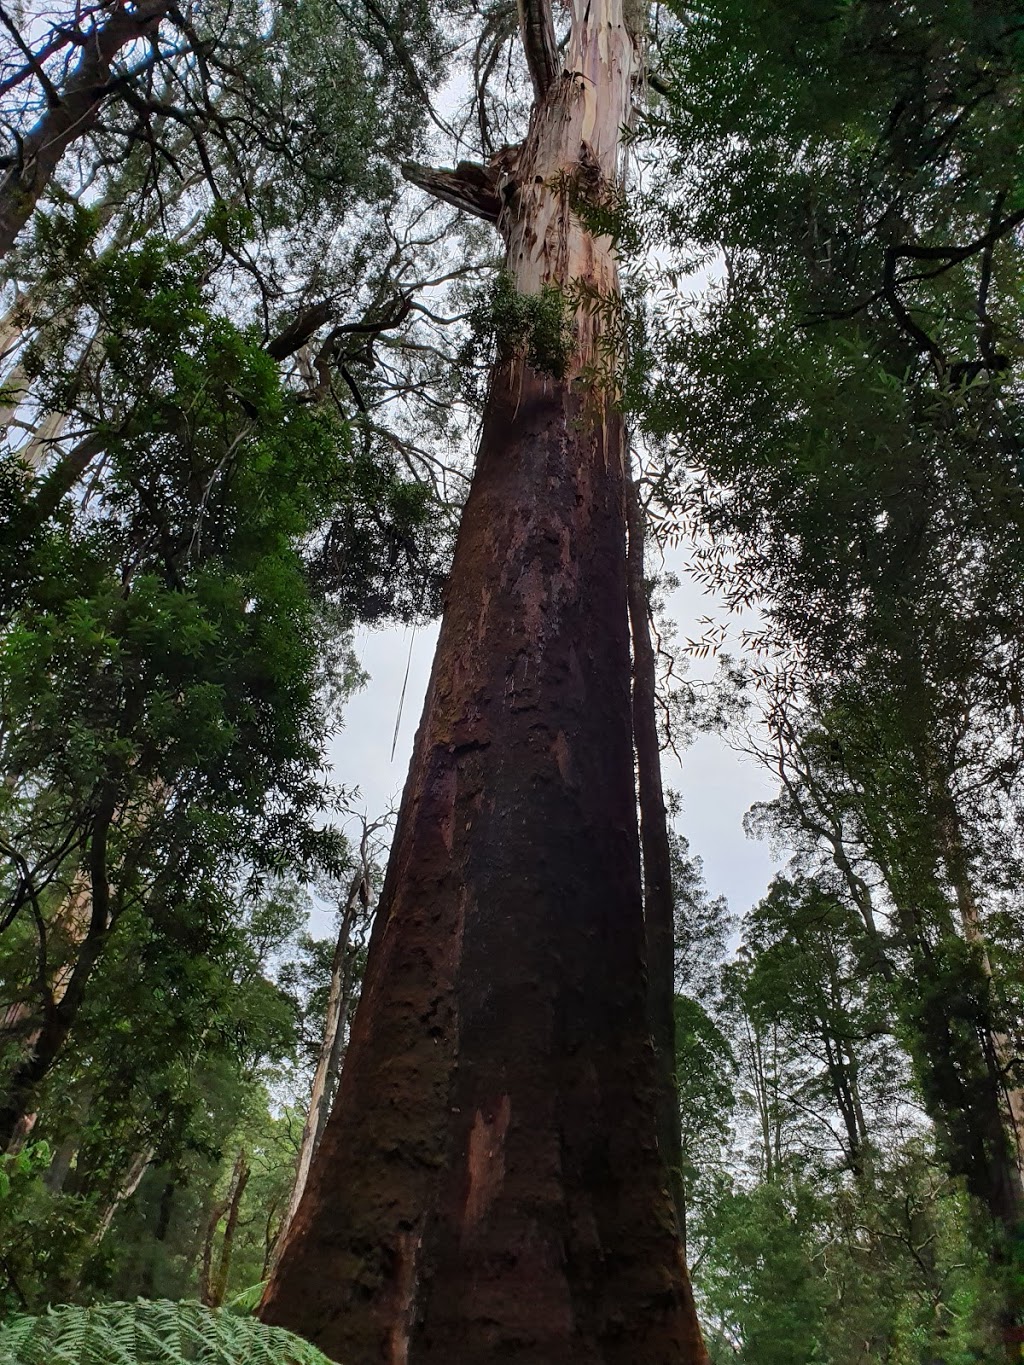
<box><xmin>260</xmin><ymin>2</ymin><xmax>705</xmax><ymax>1360</ymax></box>
<box><xmin>0</xmin><ymin>1</ymin><xmax>170</xmax><ymax>260</ymax></box>
<box><xmin>625</xmin><ymin>471</ymin><xmax>685</xmax><ymax>1236</ymax></box>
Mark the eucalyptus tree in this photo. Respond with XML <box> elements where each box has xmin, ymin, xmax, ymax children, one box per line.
<box><xmin>0</xmin><ymin>0</ymin><xmax>445</xmax><ymax>260</ymax></box>
<box><xmin>260</xmin><ymin>0</ymin><xmax>707</xmax><ymax>1360</ymax></box>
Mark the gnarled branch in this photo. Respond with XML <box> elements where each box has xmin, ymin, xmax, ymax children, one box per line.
<box><xmin>401</xmin><ymin>159</ymin><xmax>503</xmax><ymax>223</ymax></box>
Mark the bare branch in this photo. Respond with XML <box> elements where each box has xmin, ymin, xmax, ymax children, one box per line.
<box><xmin>401</xmin><ymin>159</ymin><xmax>502</xmax><ymax>223</ymax></box>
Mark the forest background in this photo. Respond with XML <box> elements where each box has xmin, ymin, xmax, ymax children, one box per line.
<box><xmin>0</xmin><ymin>1</ymin><xmax>1023</xmax><ymax>1362</ymax></box>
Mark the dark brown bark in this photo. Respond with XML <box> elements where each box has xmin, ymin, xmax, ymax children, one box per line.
<box><xmin>625</xmin><ymin>472</ymin><xmax>686</xmax><ymax>1241</ymax></box>
<box><xmin>261</xmin><ymin>359</ymin><xmax>703</xmax><ymax>1364</ymax></box>
<box><xmin>517</xmin><ymin>0</ymin><xmax>558</xmax><ymax>100</ymax></box>
<box><xmin>0</xmin><ymin>1</ymin><xmax>170</xmax><ymax>260</ymax></box>
<box><xmin>262</xmin><ymin>0</ymin><xmax>706</xmax><ymax>1356</ymax></box>
<box><xmin>401</xmin><ymin>160</ymin><xmax>503</xmax><ymax>223</ymax></box>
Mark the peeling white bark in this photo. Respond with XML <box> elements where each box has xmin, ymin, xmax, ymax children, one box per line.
<box><xmin>503</xmin><ymin>0</ymin><xmax>640</xmax><ymax>324</ymax></box>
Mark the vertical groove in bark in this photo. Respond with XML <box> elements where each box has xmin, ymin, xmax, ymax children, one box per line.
<box><xmin>625</xmin><ymin>471</ymin><xmax>685</xmax><ymax>1240</ymax></box>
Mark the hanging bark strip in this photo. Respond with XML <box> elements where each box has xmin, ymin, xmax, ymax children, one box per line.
<box><xmin>261</xmin><ymin>0</ymin><xmax>706</xmax><ymax>1360</ymax></box>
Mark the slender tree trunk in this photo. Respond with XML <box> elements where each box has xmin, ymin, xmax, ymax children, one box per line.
<box><xmin>0</xmin><ymin>364</ymin><xmax>27</xmax><ymax>431</ymax></box>
<box><xmin>21</xmin><ymin>410</ymin><xmax>69</xmax><ymax>471</ymax></box>
<box><xmin>214</xmin><ymin>1149</ymin><xmax>250</xmax><ymax>1306</ymax></box>
<box><xmin>625</xmin><ymin>471</ymin><xmax>685</xmax><ymax>1234</ymax></box>
<box><xmin>275</xmin><ymin>864</ymin><xmax>368</xmax><ymax>1253</ymax></box>
<box><xmin>935</xmin><ymin>799</ymin><xmax>1024</xmax><ymax>1197</ymax></box>
<box><xmin>0</xmin><ymin>300</ymin><xmax>30</xmax><ymax>364</ymax></box>
<box><xmin>43</xmin><ymin>1132</ymin><xmax>80</xmax><ymax>1194</ymax></box>
<box><xmin>0</xmin><ymin>1</ymin><xmax>171</xmax><ymax>260</ymax></box>
<box><xmin>139</xmin><ymin>1172</ymin><xmax>177</xmax><ymax>1297</ymax></box>
<box><xmin>261</xmin><ymin>3</ymin><xmax>705</xmax><ymax>1360</ymax></box>
<box><xmin>200</xmin><ymin>1148</ymin><xmax>250</xmax><ymax>1308</ymax></box>
<box><xmin>91</xmin><ymin>1145</ymin><xmax>154</xmax><ymax>1245</ymax></box>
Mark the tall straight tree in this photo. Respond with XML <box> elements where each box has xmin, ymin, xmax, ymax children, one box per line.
<box><xmin>260</xmin><ymin>0</ymin><xmax>705</xmax><ymax>1360</ymax></box>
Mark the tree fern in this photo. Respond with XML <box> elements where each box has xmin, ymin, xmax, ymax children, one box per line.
<box><xmin>224</xmin><ymin>1281</ymin><xmax>269</xmax><ymax>1316</ymax></box>
<box><xmin>0</xmin><ymin>1299</ymin><xmax>337</xmax><ymax>1365</ymax></box>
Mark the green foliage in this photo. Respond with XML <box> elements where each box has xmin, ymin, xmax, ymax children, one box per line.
<box><xmin>675</xmin><ymin>995</ymin><xmax>735</xmax><ymax>1203</ymax></box>
<box><xmin>0</xmin><ymin>1144</ymin><xmax>87</xmax><ymax>1316</ymax></box>
<box><xmin>552</xmin><ymin>167</ymin><xmax>641</xmax><ymax>256</ymax></box>
<box><xmin>684</xmin><ymin>870</ymin><xmax>1009</xmax><ymax>1363</ymax></box>
<box><xmin>699</xmin><ymin>1179</ymin><xmax>827</xmax><ymax>1365</ymax></box>
<box><xmin>0</xmin><ymin>1142</ymin><xmax>49</xmax><ymax>1205</ymax></box>
<box><xmin>0</xmin><ymin>0</ymin><xmax>454</xmax><ymax>1332</ymax></box>
<box><xmin>225</xmin><ymin>1282</ymin><xmax>269</xmax><ymax>1316</ymax></box>
<box><xmin>695</xmin><ymin>1163</ymin><xmax>1003</xmax><ymax>1365</ymax></box>
<box><xmin>642</xmin><ymin>0</ymin><xmax>1024</xmax><ymax>1302</ymax></box>
<box><xmin>0</xmin><ymin>212</ymin><xmax>433</xmax><ymax>1306</ymax></box>
<box><xmin>478</xmin><ymin>271</ymin><xmax>575</xmax><ymax>379</ymax></box>
<box><xmin>0</xmin><ymin>1300</ymin><xmax>333</xmax><ymax>1365</ymax></box>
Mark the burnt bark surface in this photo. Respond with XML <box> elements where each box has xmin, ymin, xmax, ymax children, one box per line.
<box><xmin>261</xmin><ymin>362</ymin><xmax>702</xmax><ymax>1364</ymax></box>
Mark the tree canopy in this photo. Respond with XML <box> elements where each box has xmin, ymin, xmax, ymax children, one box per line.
<box><xmin>1</xmin><ymin>0</ymin><xmax>1024</xmax><ymax>1359</ymax></box>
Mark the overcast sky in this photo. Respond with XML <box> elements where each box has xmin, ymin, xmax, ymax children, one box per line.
<box><xmin>327</xmin><ymin>549</ymin><xmax>782</xmax><ymax>925</ymax></box>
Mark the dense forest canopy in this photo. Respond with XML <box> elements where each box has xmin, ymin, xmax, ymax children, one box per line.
<box><xmin>0</xmin><ymin>0</ymin><xmax>1023</xmax><ymax>1362</ymax></box>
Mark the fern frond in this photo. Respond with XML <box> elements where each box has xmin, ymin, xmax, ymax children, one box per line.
<box><xmin>224</xmin><ymin>1280</ymin><xmax>268</xmax><ymax>1316</ymax></box>
<box><xmin>0</xmin><ymin>1299</ymin><xmax>337</xmax><ymax>1365</ymax></box>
